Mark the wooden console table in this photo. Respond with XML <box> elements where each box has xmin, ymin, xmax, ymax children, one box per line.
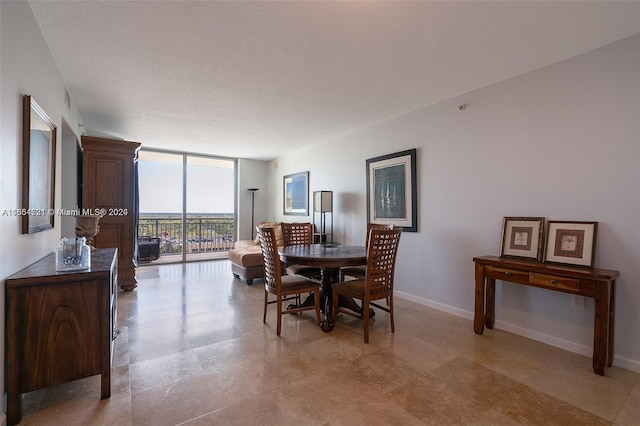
<box><xmin>6</xmin><ymin>248</ymin><xmax>118</xmax><ymax>425</ymax></box>
<box><xmin>473</xmin><ymin>255</ymin><xmax>618</xmax><ymax>376</ymax></box>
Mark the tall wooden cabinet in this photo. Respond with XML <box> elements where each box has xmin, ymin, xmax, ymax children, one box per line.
<box><xmin>82</xmin><ymin>135</ymin><xmax>141</xmax><ymax>290</ymax></box>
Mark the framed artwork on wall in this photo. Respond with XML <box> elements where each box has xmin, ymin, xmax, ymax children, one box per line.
<box><xmin>366</xmin><ymin>149</ymin><xmax>417</xmax><ymax>232</ymax></box>
<box><xmin>499</xmin><ymin>217</ymin><xmax>545</xmax><ymax>261</ymax></box>
<box><xmin>283</xmin><ymin>171</ymin><xmax>309</xmax><ymax>216</ymax></box>
<box><xmin>22</xmin><ymin>95</ymin><xmax>56</xmax><ymax>234</ymax></box>
<box><xmin>544</xmin><ymin>221</ymin><xmax>598</xmax><ymax>267</ymax></box>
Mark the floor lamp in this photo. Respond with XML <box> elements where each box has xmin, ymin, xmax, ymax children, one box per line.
<box><xmin>248</xmin><ymin>188</ymin><xmax>259</xmax><ymax>239</ymax></box>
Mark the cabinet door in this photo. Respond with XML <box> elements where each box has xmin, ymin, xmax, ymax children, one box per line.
<box><xmin>83</xmin><ymin>151</ymin><xmax>133</xmax><ymax>249</ymax></box>
<box><xmin>82</xmin><ymin>136</ymin><xmax>140</xmax><ymax>289</ymax></box>
<box><xmin>19</xmin><ymin>281</ymin><xmax>101</xmax><ymax>391</ymax></box>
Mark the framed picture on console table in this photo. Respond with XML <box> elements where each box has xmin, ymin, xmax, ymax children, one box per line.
<box><xmin>544</xmin><ymin>221</ymin><xmax>598</xmax><ymax>267</ymax></box>
<box><xmin>500</xmin><ymin>217</ymin><xmax>545</xmax><ymax>261</ymax></box>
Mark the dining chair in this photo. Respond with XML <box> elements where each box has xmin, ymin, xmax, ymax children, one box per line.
<box><xmin>281</xmin><ymin>222</ymin><xmax>322</xmax><ymax>280</ymax></box>
<box><xmin>331</xmin><ymin>227</ymin><xmax>402</xmax><ymax>343</ymax></box>
<box><xmin>340</xmin><ymin>223</ymin><xmax>394</xmax><ymax>282</ymax></box>
<box><xmin>257</xmin><ymin>226</ymin><xmax>321</xmax><ymax>336</ymax></box>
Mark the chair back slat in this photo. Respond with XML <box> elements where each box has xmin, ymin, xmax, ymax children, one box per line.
<box><xmin>365</xmin><ymin>223</ymin><xmax>394</xmax><ymax>254</ymax></box>
<box><xmin>282</xmin><ymin>222</ymin><xmax>313</xmax><ymax>246</ymax></box>
<box><xmin>365</xmin><ymin>228</ymin><xmax>402</xmax><ymax>298</ymax></box>
<box><xmin>257</xmin><ymin>226</ymin><xmax>282</xmax><ymax>291</ymax></box>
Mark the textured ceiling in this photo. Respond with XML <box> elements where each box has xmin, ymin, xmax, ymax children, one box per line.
<box><xmin>29</xmin><ymin>1</ymin><xmax>640</xmax><ymax>160</ymax></box>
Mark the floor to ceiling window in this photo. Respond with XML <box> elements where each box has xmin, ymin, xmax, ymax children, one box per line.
<box><xmin>137</xmin><ymin>149</ymin><xmax>236</xmax><ymax>264</ymax></box>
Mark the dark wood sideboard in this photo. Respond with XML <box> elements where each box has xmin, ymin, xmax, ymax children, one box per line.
<box><xmin>473</xmin><ymin>255</ymin><xmax>618</xmax><ymax>376</ymax></box>
<box><xmin>5</xmin><ymin>248</ymin><xmax>118</xmax><ymax>425</ymax></box>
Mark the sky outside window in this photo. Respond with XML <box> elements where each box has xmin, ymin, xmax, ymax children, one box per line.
<box><xmin>138</xmin><ymin>151</ymin><xmax>234</xmax><ymax>214</ymax></box>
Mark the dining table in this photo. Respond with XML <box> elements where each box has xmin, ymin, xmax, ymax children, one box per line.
<box><xmin>278</xmin><ymin>243</ymin><xmax>371</xmax><ymax>331</ymax></box>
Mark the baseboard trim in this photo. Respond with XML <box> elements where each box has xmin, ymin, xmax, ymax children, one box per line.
<box><xmin>395</xmin><ymin>290</ymin><xmax>473</xmax><ymax>320</ymax></box>
<box><xmin>394</xmin><ymin>290</ymin><xmax>640</xmax><ymax>374</ymax></box>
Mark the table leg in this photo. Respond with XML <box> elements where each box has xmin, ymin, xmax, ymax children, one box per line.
<box><xmin>316</xmin><ymin>267</ymin><xmax>374</xmax><ymax>332</ymax></box>
<box><xmin>474</xmin><ymin>262</ymin><xmax>486</xmax><ymax>335</ymax></box>
<box><xmin>296</xmin><ymin>293</ymin><xmax>316</xmax><ymax>309</ymax></box>
<box><xmin>485</xmin><ymin>277</ymin><xmax>495</xmax><ymax>329</ymax></box>
<box><xmin>320</xmin><ymin>267</ymin><xmax>340</xmax><ymax>332</ymax></box>
<box><xmin>607</xmin><ymin>280</ymin><xmax>616</xmax><ymax>367</ymax></box>
<box><xmin>337</xmin><ymin>296</ymin><xmax>375</xmax><ymax>319</ymax></box>
<box><xmin>593</xmin><ymin>284</ymin><xmax>609</xmax><ymax>376</ymax></box>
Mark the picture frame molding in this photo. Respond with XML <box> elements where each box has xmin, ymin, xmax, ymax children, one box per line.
<box><xmin>499</xmin><ymin>216</ymin><xmax>545</xmax><ymax>261</ymax></box>
<box><xmin>22</xmin><ymin>95</ymin><xmax>56</xmax><ymax>234</ymax></box>
<box><xmin>544</xmin><ymin>220</ymin><xmax>598</xmax><ymax>268</ymax></box>
<box><xmin>283</xmin><ymin>171</ymin><xmax>309</xmax><ymax>216</ymax></box>
<box><xmin>366</xmin><ymin>148</ymin><xmax>417</xmax><ymax>232</ymax></box>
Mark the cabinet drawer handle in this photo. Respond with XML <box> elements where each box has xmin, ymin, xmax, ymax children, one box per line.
<box><xmin>504</xmin><ymin>272</ymin><xmax>512</xmax><ymax>276</ymax></box>
<box><xmin>550</xmin><ymin>279</ymin><xmax>557</xmax><ymax>284</ymax></box>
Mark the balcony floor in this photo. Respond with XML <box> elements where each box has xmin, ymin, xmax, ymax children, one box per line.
<box><xmin>139</xmin><ymin>250</ymin><xmax>229</xmax><ymax>265</ymax></box>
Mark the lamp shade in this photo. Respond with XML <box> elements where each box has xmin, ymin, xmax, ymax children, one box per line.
<box><xmin>313</xmin><ymin>191</ymin><xmax>333</xmax><ymax>212</ymax></box>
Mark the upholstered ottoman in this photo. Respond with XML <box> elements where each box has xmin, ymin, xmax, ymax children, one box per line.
<box><xmin>229</xmin><ymin>240</ymin><xmax>264</xmax><ymax>285</ymax></box>
<box><xmin>229</xmin><ymin>222</ymin><xmax>284</xmax><ymax>285</ymax></box>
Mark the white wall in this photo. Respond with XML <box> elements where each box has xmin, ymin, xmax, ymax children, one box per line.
<box><xmin>60</xmin><ymin>122</ymin><xmax>80</xmax><ymax>237</ymax></box>
<box><xmin>268</xmin><ymin>35</ymin><xmax>640</xmax><ymax>372</ymax></box>
<box><xmin>237</xmin><ymin>159</ymin><xmax>269</xmax><ymax>240</ymax></box>
<box><xmin>1</xmin><ymin>2</ymin><xmax>84</xmax><ymax>420</ymax></box>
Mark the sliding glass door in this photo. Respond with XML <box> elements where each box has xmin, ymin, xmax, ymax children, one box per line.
<box><xmin>185</xmin><ymin>156</ymin><xmax>235</xmax><ymax>261</ymax></box>
<box><xmin>137</xmin><ymin>150</ymin><xmax>236</xmax><ymax>264</ymax></box>
<box><xmin>138</xmin><ymin>151</ymin><xmax>184</xmax><ymax>263</ymax></box>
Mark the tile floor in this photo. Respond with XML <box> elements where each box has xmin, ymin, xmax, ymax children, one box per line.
<box><xmin>18</xmin><ymin>260</ymin><xmax>639</xmax><ymax>425</ymax></box>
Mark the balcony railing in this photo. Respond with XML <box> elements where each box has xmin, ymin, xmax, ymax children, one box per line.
<box><xmin>138</xmin><ymin>216</ymin><xmax>235</xmax><ymax>260</ymax></box>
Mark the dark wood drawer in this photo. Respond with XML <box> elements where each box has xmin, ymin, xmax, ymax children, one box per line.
<box><xmin>488</xmin><ymin>267</ymin><xmax>529</xmax><ymax>283</ymax></box>
<box><xmin>530</xmin><ymin>273</ymin><xmax>580</xmax><ymax>292</ymax></box>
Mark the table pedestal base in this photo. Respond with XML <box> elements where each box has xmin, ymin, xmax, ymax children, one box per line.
<box><xmin>295</xmin><ymin>267</ymin><xmax>374</xmax><ymax>332</ymax></box>
<box><xmin>278</xmin><ymin>244</ymin><xmax>369</xmax><ymax>333</ymax></box>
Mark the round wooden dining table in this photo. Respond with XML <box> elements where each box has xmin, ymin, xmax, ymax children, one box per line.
<box><xmin>279</xmin><ymin>243</ymin><xmax>368</xmax><ymax>331</ymax></box>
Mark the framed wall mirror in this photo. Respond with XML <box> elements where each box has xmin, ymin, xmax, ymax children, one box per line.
<box><xmin>22</xmin><ymin>95</ymin><xmax>56</xmax><ymax>234</ymax></box>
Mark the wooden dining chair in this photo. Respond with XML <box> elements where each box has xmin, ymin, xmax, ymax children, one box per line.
<box><xmin>257</xmin><ymin>226</ymin><xmax>321</xmax><ymax>336</ymax></box>
<box><xmin>331</xmin><ymin>227</ymin><xmax>402</xmax><ymax>343</ymax></box>
<box><xmin>340</xmin><ymin>223</ymin><xmax>394</xmax><ymax>282</ymax></box>
<box><xmin>281</xmin><ymin>222</ymin><xmax>322</xmax><ymax>280</ymax></box>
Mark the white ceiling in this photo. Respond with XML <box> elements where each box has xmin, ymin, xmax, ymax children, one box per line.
<box><xmin>29</xmin><ymin>1</ymin><xmax>640</xmax><ymax>161</ymax></box>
